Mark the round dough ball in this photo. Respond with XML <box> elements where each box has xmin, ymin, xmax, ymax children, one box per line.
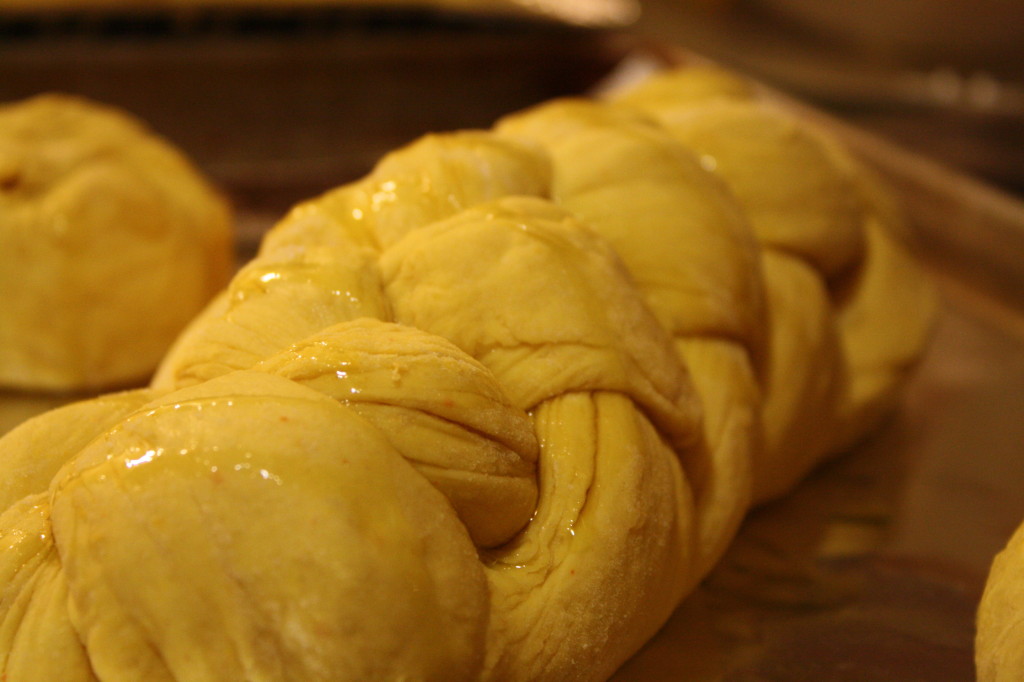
<box><xmin>0</xmin><ymin>93</ymin><xmax>233</xmax><ymax>393</ymax></box>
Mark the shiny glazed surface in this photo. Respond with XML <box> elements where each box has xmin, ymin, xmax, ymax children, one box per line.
<box><xmin>0</xmin><ymin>65</ymin><xmax>935</xmax><ymax>680</ymax></box>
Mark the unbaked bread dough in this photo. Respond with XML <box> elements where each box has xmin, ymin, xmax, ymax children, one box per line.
<box><xmin>979</xmin><ymin>513</ymin><xmax>1024</xmax><ymax>680</ymax></box>
<box><xmin>0</xmin><ymin>94</ymin><xmax>233</xmax><ymax>393</ymax></box>
<box><xmin>0</xmin><ymin>66</ymin><xmax>936</xmax><ymax>681</ymax></box>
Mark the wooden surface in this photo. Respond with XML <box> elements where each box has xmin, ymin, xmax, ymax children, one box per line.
<box><xmin>613</xmin><ymin>281</ymin><xmax>1024</xmax><ymax>680</ymax></box>
<box><xmin>3</xmin><ymin>27</ymin><xmax>1024</xmax><ymax>679</ymax></box>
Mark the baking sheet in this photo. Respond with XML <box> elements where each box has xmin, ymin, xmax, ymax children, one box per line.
<box><xmin>3</xmin><ymin>30</ymin><xmax>1024</xmax><ymax>680</ymax></box>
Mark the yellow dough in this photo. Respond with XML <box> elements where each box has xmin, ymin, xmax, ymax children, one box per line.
<box><xmin>979</xmin><ymin>521</ymin><xmax>1024</xmax><ymax>681</ymax></box>
<box><xmin>0</xmin><ymin>94</ymin><xmax>233</xmax><ymax>392</ymax></box>
<box><xmin>613</xmin><ymin>66</ymin><xmax>938</xmax><ymax>498</ymax></box>
<box><xmin>0</xmin><ymin>66</ymin><xmax>935</xmax><ymax>681</ymax></box>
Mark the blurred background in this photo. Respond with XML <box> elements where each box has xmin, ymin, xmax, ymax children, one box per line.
<box><xmin>633</xmin><ymin>0</ymin><xmax>1024</xmax><ymax>196</ymax></box>
<box><xmin>2</xmin><ymin>0</ymin><xmax>1022</xmax><ymax>204</ymax></box>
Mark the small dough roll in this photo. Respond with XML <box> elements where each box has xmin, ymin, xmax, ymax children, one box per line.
<box><xmin>978</xmin><ymin>521</ymin><xmax>1024</xmax><ymax>681</ymax></box>
<box><xmin>0</xmin><ymin>94</ymin><xmax>233</xmax><ymax>393</ymax></box>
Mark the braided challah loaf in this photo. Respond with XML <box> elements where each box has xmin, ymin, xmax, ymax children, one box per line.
<box><xmin>0</xmin><ymin>65</ymin><xmax>936</xmax><ymax>681</ymax></box>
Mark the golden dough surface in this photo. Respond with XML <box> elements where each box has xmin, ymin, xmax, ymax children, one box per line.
<box><xmin>979</xmin><ymin>514</ymin><xmax>1024</xmax><ymax>681</ymax></box>
<box><xmin>0</xmin><ymin>66</ymin><xmax>936</xmax><ymax>681</ymax></box>
<box><xmin>0</xmin><ymin>94</ymin><xmax>233</xmax><ymax>392</ymax></box>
